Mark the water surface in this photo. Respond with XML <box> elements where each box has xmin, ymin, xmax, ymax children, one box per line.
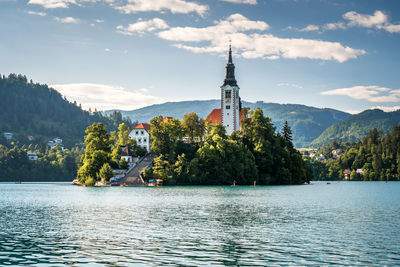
<box><xmin>0</xmin><ymin>182</ymin><xmax>399</xmax><ymax>266</ymax></box>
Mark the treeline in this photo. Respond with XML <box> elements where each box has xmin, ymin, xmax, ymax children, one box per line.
<box><xmin>0</xmin><ymin>144</ymin><xmax>83</xmax><ymax>182</ymax></box>
<box><xmin>77</xmin><ymin>123</ymin><xmax>147</xmax><ymax>186</ymax></box>
<box><xmin>0</xmin><ymin>74</ymin><xmax>135</xmax><ymax>148</ymax></box>
<box><xmin>311</xmin><ymin>125</ymin><xmax>400</xmax><ymax>181</ymax></box>
<box><xmin>144</xmin><ymin>109</ymin><xmax>313</xmax><ymax>185</ymax></box>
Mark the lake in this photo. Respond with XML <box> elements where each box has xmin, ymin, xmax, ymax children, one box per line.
<box><xmin>0</xmin><ymin>182</ymin><xmax>399</xmax><ymax>266</ymax></box>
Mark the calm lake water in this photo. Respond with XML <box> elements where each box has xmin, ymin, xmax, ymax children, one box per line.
<box><xmin>0</xmin><ymin>182</ymin><xmax>399</xmax><ymax>266</ymax></box>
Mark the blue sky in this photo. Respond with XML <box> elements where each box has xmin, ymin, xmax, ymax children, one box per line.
<box><xmin>1</xmin><ymin>0</ymin><xmax>400</xmax><ymax>113</ymax></box>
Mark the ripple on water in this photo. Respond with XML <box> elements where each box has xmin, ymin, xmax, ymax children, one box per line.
<box><xmin>0</xmin><ymin>182</ymin><xmax>400</xmax><ymax>265</ymax></box>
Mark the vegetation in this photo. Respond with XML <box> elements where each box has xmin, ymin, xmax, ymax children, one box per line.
<box><xmin>0</xmin><ymin>74</ymin><xmax>135</xmax><ymax>148</ymax></box>
<box><xmin>77</xmin><ymin>122</ymin><xmax>146</xmax><ymax>185</ymax></box>
<box><xmin>147</xmin><ymin>109</ymin><xmax>313</xmax><ymax>185</ymax></box>
<box><xmin>106</xmin><ymin>100</ymin><xmax>350</xmax><ymax>148</ymax></box>
<box><xmin>0</xmin><ymin>144</ymin><xmax>82</xmax><ymax>182</ymax></box>
<box><xmin>311</xmin><ymin>109</ymin><xmax>400</xmax><ymax>147</ymax></box>
<box><xmin>311</xmin><ymin>124</ymin><xmax>400</xmax><ymax>181</ymax></box>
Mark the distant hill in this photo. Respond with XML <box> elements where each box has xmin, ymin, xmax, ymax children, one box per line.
<box><xmin>311</xmin><ymin>109</ymin><xmax>400</xmax><ymax>147</ymax></box>
<box><xmin>0</xmin><ymin>74</ymin><xmax>132</xmax><ymax>147</ymax></box>
<box><xmin>106</xmin><ymin>100</ymin><xmax>351</xmax><ymax>147</ymax></box>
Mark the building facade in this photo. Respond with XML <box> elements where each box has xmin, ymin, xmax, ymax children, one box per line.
<box><xmin>129</xmin><ymin>123</ymin><xmax>151</xmax><ymax>152</ymax></box>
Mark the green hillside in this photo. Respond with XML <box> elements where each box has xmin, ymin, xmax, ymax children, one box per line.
<box><xmin>107</xmin><ymin>100</ymin><xmax>350</xmax><ymax>147</ymax></box>
<box><xmin>0</xmin><ymin>74</ymin><xmax>133</xmax><ymax>147</ymax></box>
<box><xmin>311</xmin><ymin>109</ymin><xmax>400</xmax><ymax>147</ymax></box>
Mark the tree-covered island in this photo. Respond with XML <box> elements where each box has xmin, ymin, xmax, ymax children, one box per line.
<box><xmin>76</xmin><ymin>108</ymin><xmax>313</xmax><ymax>186</ymax></box>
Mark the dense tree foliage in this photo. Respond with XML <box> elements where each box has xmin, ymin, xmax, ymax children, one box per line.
<box><xmin>311</xmin><ymin>125</ymin><xmax>400</xmax><ymax>181</ymax></box>
<box><xmin>77</xmin><ymin>122</ymin><xmax>147</xmax><ymax>185</ymax></box>
<box><xmin>0</xmin><ymin>74</ymin><xmax>135</xmax><ymax>148</ymax></box>
<box><xmin>148</xmin><ymin>109</ymin><xmax>312</xmax><ymax>185</ymax></box>
<box><xmin>0</xmin><ymin>144</ymin><xmax>82</xmax><ymax>182</ymax></box>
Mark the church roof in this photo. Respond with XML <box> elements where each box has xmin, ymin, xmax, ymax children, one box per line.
<box><xmin>206</xmin><ymin>108</ymin><xmax>246</xmax><ymax>125</ymax></box>
<box><xmin>162</xmin><ymin>116</ymin><xmax>174</xmax><ymax>123</ymax></box>
<box><xmin>134</xmin><ymin>122</ymin><xmax>151</xmax><ymax>132</ymax></box>
<box><xmin>206</xmin><ymin>108</ymin><xmax>222</xmax><ymax>124</ymax></box>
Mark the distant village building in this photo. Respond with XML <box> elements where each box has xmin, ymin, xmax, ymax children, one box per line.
<box><xmin>27</xmin><ymin>152</ymin><xmax>38</xmax><ymax>161</ymax></box>
<box><xmin>120</xmin><ymin>145</ymin><xmax>134</xmax><ymax>164</ymax></box>
<box><xmin>332</xmin><ymin>149</ymin><xmax>343</xmax><ymax>159</ymax></box>
<box><xmin>3</xmin><ymin>132</ymin><xmax>13</xmax><ymax>140</ymax></box>
<box><xmin>356</xmin><ymin>168</ymin><xmax>364</xmax><ymax>176</ymax></box>
<box><xmin>47</xmin><ymin>140</ymin><xmax>56</xmax><ymax>148</ymax></box>
<box><xmin>27</xmin><ymin>135</ymin><xmax>34</xmax><ymax>141</ymax></box>
<box><xmin>315</xmin><ymin>154</ymin><xmax>326</xmax><ymax>161</ymax></box>
<box><xmin>129</xmin><ymin>123</ymin><xmax>151</xmax><ymax>152</ymax></box>
<box><xmin>54</xmin><ymin>137</ymin><xmax>63</xmax><ymax>144</ymax></box>
<box><xmin>344</xmin><ymin>169</ymin><xmax>351</xmax><ymax>180</ymax></box>
<box><xmin>206</xmin><ymin>44</ymin><xmax>245</xmax><ymax>134</ymax></box>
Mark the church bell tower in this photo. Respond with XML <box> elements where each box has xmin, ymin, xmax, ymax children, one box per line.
<box><xmin>221</xmin><ymin>44</ymin><xmax>240</xmax><ymax>134</ymax></box>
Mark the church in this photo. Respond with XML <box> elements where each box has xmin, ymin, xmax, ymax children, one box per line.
<box><xmin>206</xmin><ymin>44</ymin><xmax>246</xmax><ymax>135</ymax></box>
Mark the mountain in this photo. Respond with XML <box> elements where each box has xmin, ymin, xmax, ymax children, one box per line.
<box><xmin>106</xmin><ymin>100</ymin><xmax>351</xmax><ymax>147</ymax></box>
<box><xmin>0</xmin><ymin>74</ymin><xmax>132</xmax><ymax>147</ymax></box>
<box><xmin>311</xmin><ymin>109</ymin><xmax>400</xmax><ymax>147</ymax></box>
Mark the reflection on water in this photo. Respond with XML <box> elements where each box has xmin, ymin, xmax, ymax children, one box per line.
<box><xmin>0</xmin><ymin>182</ymin><xmax>400</xmax><ymax>265</ymax></box>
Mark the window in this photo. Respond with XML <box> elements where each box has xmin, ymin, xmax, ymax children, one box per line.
<box><xmin>226</xmin><ymin>105</ymin><xmax>230</xmax><ymax>109</ymax></box>
<box><xmin>143</xmin><ymin>138</ymin><xmax>147</xmax><ymax>142</ymax></box>
<box><xmin>225</xmin><ymin>90</ymin><xmax>231</xmax><ymax>98</ymax></box>
<box><xmin>227</xmin><ymin>113</ymin><xmax>229</xmax><ymax>116</ymax></box>
<box><xmin>138</xmin><ymin>138</ymin><xmax>141</xmax><ymax>143</ymax></box>
<box><xmin>135</xmin><ymin>131</ymin><xmax>139</xmax><ymax>135</ymax></box>
<box><xmin>141</xmin><ymin>131</ymin><xmax>144</xmax><ymax>135</ymax></box>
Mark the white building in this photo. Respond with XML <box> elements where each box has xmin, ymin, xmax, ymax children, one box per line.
<box><xmin>129</xmin><ymin>123</ymin><xmax>151</xmax><ymax>152</ymax></box>
<box><xmin>3</xmin><ymin>132</ymin><xmax>13</xmax><ymax>140</ymax></box>
<box><xmin>53</xmin><ymin>137</ymin><xmax>62</xmax><ymax>144</ymax></box>
<box><xmin>206</xmin><ymin>44</ymin><xmax>244</xmax><ymax>134</ymax></box>
<box><xmin>27</xmin><ymin>152</ymin><xmax>38</xmax><ymax>161</ymax></box>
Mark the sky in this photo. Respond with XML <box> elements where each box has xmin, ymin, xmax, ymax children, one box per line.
<box><xmin>1</xmin><ymin>0</ymin><xmax>400</xmax><ymax>114</ymax></box>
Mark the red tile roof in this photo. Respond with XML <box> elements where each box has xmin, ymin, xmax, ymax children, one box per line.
<box><xmin>206</xmin><ymin>108</ymin><xmax>222</xmax><ymax>124</ymax></box>
<box><xmin>206</xmin><ymin>108</ymin><xmax>247</xmax><ymax>125</ymax></box>
<box><xmin>162</xmin><ymin>116</ymin><xmax>174</xmax><ymax>123</ymax></box>
<box><xmin>134</xmin><ymin>122</ymin><xmax>151</xmax><ymax>132</ymax></box>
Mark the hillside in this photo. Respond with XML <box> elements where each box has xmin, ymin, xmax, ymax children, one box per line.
<box><xmin>107</xmin><ymin>100</ymin><xmax>350</xmax><ymax>147</ymax></box>
<box><xmin>0</xmin><ymin>74</ymin><xmax>132</xmax><ymax>147</ymax></box>
<box><xmin>311</xmin><ymin>109</ymin><xmax>400</xmax><ymax>147</ymax></box>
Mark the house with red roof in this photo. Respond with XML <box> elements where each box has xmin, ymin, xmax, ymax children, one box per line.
<box><xmin>129</xmin><ymin>122</ymin><xmax>151</xmax><ymax>152</ymax></box>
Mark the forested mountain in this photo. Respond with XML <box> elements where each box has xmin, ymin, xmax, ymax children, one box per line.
<box><xmin>311</xmin><ymin>109</ymin><xmax>400</xmax><ymax>147</ymax></box>
<box><xmin>107</xmin><ymin>100</ymin><xmax>350</xmax><ymax>147</ymax></box>
<box><xmin>0</xmin><ymin>74</ymin><xmax>133</xmax><ymax>147</ymax></box>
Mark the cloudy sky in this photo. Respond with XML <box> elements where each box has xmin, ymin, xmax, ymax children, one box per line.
<box><xmin>1</xmin><ymin>0</ymin><xmax>400</xmax><ymax>113</ymax></box>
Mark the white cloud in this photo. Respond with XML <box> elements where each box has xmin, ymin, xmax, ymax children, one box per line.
<box><xmin>371</xmin><ymin>106</ymin><xmax>400</xmax><ymax>112</ymax></box>
<box><xmin>219</xmin><ymin>0</ymin><xmax>257</xmax><ymax>4</ymax></box>
<box><xmin>114</xmin><ymin>0</ymin><xmax>208</xmax><ymax>16</ymax></box>
<box><xmin>104</xmin><ymin>48</ymin><xmax>111</xmax><ymax>52</ymax></box>
<box><xmin>277</xmin><ymin>82</ymin><xmax>303</xmax><ymax>89</ymax></box>
<box><xmin>298</xmin><ymin>24</ymin><xmax>319</xmax><ymax>32</ymax></box>
<box><xmin>322</xmin><ymin>22</ymin><xmax>346</xmax><ymax>31</ymax></box>
<box><xmin>95</xmin><ymin>19</ymin><xmax>104</xmax><ymax>23</ymax></box>
<box><xmin>343</xmin><ymin>10</ymin><xmax>388</xmax><ymax>28</ymax></box>
<box><xmin>27</xmin><ymin>10</ymin><xmax>47</xmax><ymax>16</ymax></box>
<box><xmin>28</xmin><ymin>0</ymin><xmax>77</xmax><ymax>9</ymax></box>
<box><xmin>343</xmin><ymin>10</ymin><xmax>400</xmax><ymax>33</ymax></box>
<box><xmin>158</xmin><ymin>13</ymin><xmax>364</xmax><ymax>62</ymax></box>
<box><xmin>290</xmin><ymin>10</ymin><xmax>400</xmax><ymax>34</ymax></box>
<box><xmin>321</xmin><ymin>85</ymin><xmax>400</xmax><ymax>103</ymax></box>
<box><xmin>117</xmin><ymin>18</ymin><xmax>169</xmax><ymax>35</ymax></box>
<box><xmin>55</xmin><ymin>16</ymin><xmax>80</xmax><ymax>23</ymax></box>
<box><xmin>51</xmin><ymin>83</ymin><xmax>164</xmax><ymax>111</ymax></box>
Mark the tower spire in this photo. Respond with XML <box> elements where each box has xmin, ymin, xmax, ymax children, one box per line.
<box><xmin>223</xmin><ymin>42</ymin><xmax>237</xmax><ymax>87</ymax></box>
<box><xmin>228</xmin><ymin>40</ymin><xmax>233</xmax><ymax>64</ymax></box>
